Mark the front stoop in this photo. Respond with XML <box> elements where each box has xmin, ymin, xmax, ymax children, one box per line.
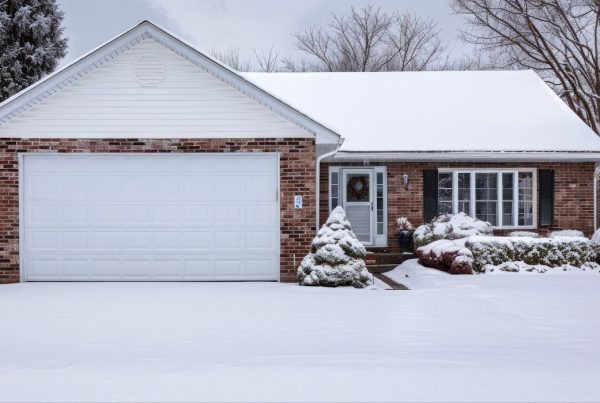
<box><xmin>365</xmin><ymin>252</ymin><xmax>415</xmax><ymax>274</ymax></box>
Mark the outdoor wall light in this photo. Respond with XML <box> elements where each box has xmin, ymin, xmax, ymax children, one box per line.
<box><xmin>403</xmin><ymin>174</ymin><xmax>409</xmax><ymax>190</ymax></box>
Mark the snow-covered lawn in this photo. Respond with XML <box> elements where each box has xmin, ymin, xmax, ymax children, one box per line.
<box><xmin>1</xmin><ymin>275</ymin><xmax>599</xmax><ymax>402</ymax></box>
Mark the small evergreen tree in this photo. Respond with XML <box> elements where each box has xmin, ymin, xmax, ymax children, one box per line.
<box><xmin>298</xmin><ymin>206</ymin><xmax>371</xmax><ymax>288</ymax></box>
<box><xmin>0</xmin><ymin>0</ymin><xmax>68</xmax><ymax>101</ymax></box>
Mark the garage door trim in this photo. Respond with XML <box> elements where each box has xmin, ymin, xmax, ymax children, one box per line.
<box><xmin>18</xmin><ymin>152</ymin><xmax>281</xmax><ymax>282</ymax></box>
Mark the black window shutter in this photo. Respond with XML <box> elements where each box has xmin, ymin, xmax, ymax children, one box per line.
<box><xmin>539</xmin><ymin>169</ymin><xmax>554</xmax><ymax>227</ymax></box>
<box><xmin>423</xmin><ymin>169</ymin><xmax>438</xmax><ymax>223</ymax></box>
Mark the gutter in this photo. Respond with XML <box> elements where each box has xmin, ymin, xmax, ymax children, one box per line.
<box><xmin>329</xmin><ymin>151</ymin><xmax>600</xmax><ymax>162</ymax></box>
<box><xmin>315</xmin><ymin>139</ymin><xmax>344</xmax><ymax>230</ymax></box>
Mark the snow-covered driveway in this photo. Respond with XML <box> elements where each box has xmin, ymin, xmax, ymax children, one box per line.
<box><xmin>1</xmin><ymin>276</ymin><xmax>599</xmax><ymax>402</ymax></box>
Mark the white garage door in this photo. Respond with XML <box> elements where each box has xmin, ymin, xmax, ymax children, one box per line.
<box><xmin>22</xmin><ymin>153</ymin><xmax>280</xmax><ymax>281</ymax></box>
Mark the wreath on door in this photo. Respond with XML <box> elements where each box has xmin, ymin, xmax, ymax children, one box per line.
<box><xmin>347</xmin><ymin>175</ymin><xmax>369</xmax><ymax>201</ymax></box>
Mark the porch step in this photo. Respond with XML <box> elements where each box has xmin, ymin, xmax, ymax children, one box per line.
<box><xmin>365</xmin><ymin>252</ymin><xmax>416</xmax><ymax>266</ymax></box>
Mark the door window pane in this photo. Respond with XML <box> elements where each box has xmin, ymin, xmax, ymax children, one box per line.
<box><xmin>457</xmin><ymin>173</ymin><xmax>471</xmax><ymax>214</ymax></box>
<box><xmin>502</xmin><ymin>173</ymin><xmax>514</xmax><ymax>226</ymax></box>
<box><xmin>346</xmin><ymin>174</ymin><xmax>370</xmax><ymax>202</ymax></box>
<box><xmin>519</xmin><ymin>172</ymin><xmax>534</xmax><ymax>226</ymax></box>
<box><xmin>475</xmin><ymin>173</ymin><xmax>497</xmax><ymax>225</ymax></box>
<box><xmin>331</xmin><ymin>171</ymin><xmax>339</xmax><ymax>209</ymax></box>
<box><xmin>438</xmin><ymin>173</ymin><xmax>453</xmax><ymax>215</ymax></box>
<box><xmin>376</xmin><ymin>172</ymin><xmax>384</xmax><ymax>235</ymax></box>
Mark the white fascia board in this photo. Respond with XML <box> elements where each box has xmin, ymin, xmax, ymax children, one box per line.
<box><xmin>0</xmin><ymin>21</ymin><xmax>340</xmax><ymax>144</ymax></box>
<box><xmin>329</xmin><ymin>151</ymin><xmax>600</xmax><ymax>162</ymax></box>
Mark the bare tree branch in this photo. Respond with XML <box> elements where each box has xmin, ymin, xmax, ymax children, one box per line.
<box><xmin>452</xmin><ymin>0</ymin><xmax>600</xmax><ymax>134</ymax></box>
<box><xmin>287</xmin><ymin>6</ymin><xmax>447</xmax><ymax>72</ymax></box>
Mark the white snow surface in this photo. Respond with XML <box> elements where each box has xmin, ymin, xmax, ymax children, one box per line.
<box><xmin>242</xmin><ymin>70</ymin><xmax>600</xmax><ymax>152</ymax></box>
<box><xmin>549</xmin><ymin>229</ymin><xmax>586</xmax><ymax>238</ymax></box>
<box><xmin>1</xmin><ymin>281</ymin><xmax>600</xmax><ymax>402</ymax></box>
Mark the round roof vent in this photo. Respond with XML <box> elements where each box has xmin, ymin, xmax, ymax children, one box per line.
<box><xmin>133</xmin><ymin>55</ymin><xmax>166</xmax><ymax>87</ymax></box>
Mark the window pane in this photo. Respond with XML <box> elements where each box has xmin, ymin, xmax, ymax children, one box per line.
<box><xmin>475</xmin><ymin>173</ymin><xmax>497</xmax><ymax>225</ymax></box>
<box><xmin>457</xmin><ymin>173</ymin><xmax>470</xmax><ymax>214</ymax></box>
<box><xmin>438</xmin><ymin>173</ymin><xmax>453</xmax><ymax>215</ymax></box>
<box><xmin>519</xmin><ymin>172</ymin><xmax>534</xmax><ymax>226</ymax></box>
<box><xmin>331</xmin><ymin>172</ymin><xmax>339</xmax><ymax>209</ymax></box>
<box><xmin>502</xmin><ymin>173</ymin><xmax>514</xmax><ymax>226</ymax></box>
<box><xmin>376</xmin><ymin>172</ymin><xmax>384</xmax><ymax>235</ymax></box>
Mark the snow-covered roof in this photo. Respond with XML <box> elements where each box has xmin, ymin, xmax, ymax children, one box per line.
<box><xmin>243</xmin><ymin>70</ymin><xmax>600</xmax><ymax>154</ymax></box>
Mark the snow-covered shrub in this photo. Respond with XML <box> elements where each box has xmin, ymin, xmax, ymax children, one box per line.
<box><xmin>413</xmin><ymin>212</ymin><xmax>493</xmax><ymax>248</ymax></box>
<box><xmin>415</xmin><ymin>238</ymin><xmax>474</xmax><ymax>274</ymax></box>
<box><xmin>483</xmin><ymin>261</ymin><xmax>600</xmax><ymax>274</ymax></box>
<box><xmin>549</xmin><ymin>230</ymin><xmax>586</xmax><ymax>238</ymax></box>
<box><xmin>592</xmin><ymin>228</ymin><xmax>600</xmax><ymax>243</ymax></box>
<box><xmin>466</xmin><ymin>236</ymin><xmax>597</xmax><ymax>272</ymax></box>
<box><xmin>396</xmin><ymin>217</ymin><xmax>413</xmax><ymax>231</ymax></box>
<box><xmin>297</xmin><ymin>206</ymin><xmax>371</xmax><ymax>288</ymax></box>
<box><xmin>509</xmin><ymin>231</ymin><xmax>540</xmax><ymax>238</ymax></box>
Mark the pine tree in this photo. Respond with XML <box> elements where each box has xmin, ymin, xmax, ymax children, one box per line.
<box><xmin>298</xmin><ymin>206</ymin><xmax>371</xmax><ymax>288</ymax></box>
<box><xmin>0</xmin><ymin>0</ymin><xmax>68</xmax><ymax>101</ymax></box>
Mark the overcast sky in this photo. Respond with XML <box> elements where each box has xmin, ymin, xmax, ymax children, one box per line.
<box><xmin>57</xmin><ymin>0</ymin><xmax>470</xmax><ymax>68</ymax></box>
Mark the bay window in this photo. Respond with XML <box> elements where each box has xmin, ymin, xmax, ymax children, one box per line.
<box><xmin>437</xmin><ymin>169</ymin><xmax>536</xmax><ymax>227</ymax></box>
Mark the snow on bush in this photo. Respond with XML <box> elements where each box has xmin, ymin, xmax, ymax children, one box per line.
<box><xmin>509</xmin><ymin>231</ymin><xmax>540</xmax><ymax>238</ymax></box>
<box><xmin>297</xmin><ymin>206</ymin><xmax>371</xmax><ymax>288</ymax></box>
<box><xmin>592</xmin><ymin>228</ymin><xmax>600</xmax><ymax>243</ymax></box>
<box><xmin>483</xmin><ymin>261</ymin><xmax>600</xmax><ymax>274</ymax></box>
<box><xmin>466</xmin><ymin>235</ymin><xmax>597</xmax><ymax>272</ymax></box>
<box><xmin>549</xmin><ymin>230</ymin><xmax>586</xmax><ymax>238</ymax></box>
<box><xmin>396</xmin><ymin>217</ymin><xmax>413</xmax><ymax>231</ymax></box>
<box><xmin>413</xmin><ymin>212</ymin><xmax>493</xmax><ymax>248</ymax></box>
<box><xmin>415</xmin><ymin>238</ymin><xmax>474</xmax><ymax>274</ymax></box>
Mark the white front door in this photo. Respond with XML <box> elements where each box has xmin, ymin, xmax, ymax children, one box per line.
<box><xmin>21</xmin><ymin>153</ymin><xmax>280</xmax><ymax>281</ymax></box>
<box><xmin>342</xmin><ymin>169</ymin><xmax>374</xmax><ymax>244</ymax></box>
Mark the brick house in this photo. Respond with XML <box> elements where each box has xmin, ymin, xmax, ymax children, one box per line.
<box><xmin>0</xmin><ymin>21</ymin><xmax>599</xmax><ymax>283</ymax></box>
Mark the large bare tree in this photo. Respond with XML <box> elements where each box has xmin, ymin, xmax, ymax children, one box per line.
<box><xmin>452</xmin><ymin>0</ymin><xmax>600</xmax><ymax>134</ymax></box>
<box><xmin>283</xmin><ymin>5</ymin><xmax>446</xmax><ymax>72</ymax></box>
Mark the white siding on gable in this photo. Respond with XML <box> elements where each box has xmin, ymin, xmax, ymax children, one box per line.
<box><xmin>0</xmin><ymin>39</ymin><xmax>312</xmax><ymax>138</ymax></box>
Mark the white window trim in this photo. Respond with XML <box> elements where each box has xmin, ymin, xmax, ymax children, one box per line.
<box><xmin>328</xmin><ymin>166</ymin><xmax>387</xmax><ymax>247</ymax></box>
<box><xmin>438</xmin><ymin>168</ymin><xmax>537</xmax><ymax>230</ymax></box>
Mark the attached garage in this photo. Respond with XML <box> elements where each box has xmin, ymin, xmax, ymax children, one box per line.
<box><xmin>0</xmin><ymin>21</ymin><xmax>339</xmax><ymax>283</ymax></box>
<box><xmin>21</xmin><ymin>153</ymin><xmax>280</xmax><ymax>281</ymax></box>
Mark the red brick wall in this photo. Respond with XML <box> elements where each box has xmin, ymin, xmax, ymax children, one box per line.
<box><xmin>0</xmin><ymin>138</ymin><xmax>316</xmax><ymax>283</ymax></box>
<box><xmin>320</xmin><ymin>161</ymin><xmax>596</xmax><ymax>252</ymax></box>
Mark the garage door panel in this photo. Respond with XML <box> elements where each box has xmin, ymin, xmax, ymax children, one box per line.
<box><xmin>183</xmin><ymin>231</ymin><xmax>212</xmax><ymax>250</ymax></box>
<box><xmin>28</xmin><ymin>176</ymin><xmax>57</xmax><ymax>200</ymax></box>
<box><xmin>59</xmin><ymin>204</ymin><xmax>87</xmax><ymax>224</ymax></box>
<box><xmin>60</xmin><ymin>231</ymin><xmax>88</xmax><ymax>250</ymax></box>
<box><xmin>23</xmin><ymin>154</ymin><xmax>279</xmax><ymax>281</ymax></box>
<box><xmin>183</xmin><ymin>177</ymin><xmax>213</xmax><ymax>201</ymax></box>
<box><xmin>154</xmin><ymin>231</ymin><xmax>181</xmax><ymax>250</ymax></box>
<box><xmin>29</xmin><ymin>230</ymin><xmax>58</xmax><ymax>251</ymax></box>
<box><xmin>58</xmin><ymin>176</ymin><xmax>89</xmax><ymax>201</ymax></box>
<box><xmin>28</xmin><ymin>204</ymin><xmax>57</xmax><ymax>225</ymax></box>
<box><xmin>89</xmin><ymin>177</ymin><xmax>119</xmax><ymax>201</ymax></box>
<box><xmin>215</xmin><ymin>231</ymin><xmax>243</xmax><ymax>249</ymax></box>
<box><xmin>121</xmin><ymin>177</ymin><xmax>151</xmax><ymax>201</ymax></box>
<box><xmin>89</xmin><ymin>231</ymin><xmax>120</xmax><ymax>250</ymax></box>
<box><xmin>214</xmin><ymin>177</ymin><xmax>244</xmax><ymax>200</ymax></box>
<box><xmin>120</xmin><ymin>205</ymin><xmax>152</xmax><ymax>224</ymax></box>
<box><xmin>89</xmin><ymin>204</ymin><xmax>119</xmax><ymax>225</ymax></box>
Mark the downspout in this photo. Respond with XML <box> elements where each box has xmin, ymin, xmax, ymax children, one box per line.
<box><xmin>315</xmin><ymin>138</ymin><xmax>344</xmax><ymax>231</ymax></box>
<box><xmin>594</xmin><ymin>163</ymin><xmax>600</xmax><ymax>231</ymax></box>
